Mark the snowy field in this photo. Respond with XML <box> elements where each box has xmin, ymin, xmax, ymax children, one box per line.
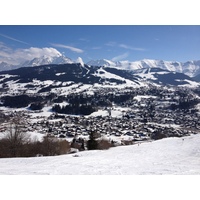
<box><xmin>1</xmin><ymin>134</ymin><xmax>200</xmax><ymax>175</ymax></box>
<box><xmin>1</xmin><ymin>134</ymin><xmax>200</xmax><ymax>200</ymax></box>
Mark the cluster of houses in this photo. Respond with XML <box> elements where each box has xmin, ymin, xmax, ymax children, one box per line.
<box><xmin>0</xmin><ymin>86</ymin><xmax>200</xmax><ymax>147</ymax></box>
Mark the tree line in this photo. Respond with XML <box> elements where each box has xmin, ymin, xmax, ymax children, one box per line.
<box><xmin>0</xmin><ymin>119</ymin><xmax>70</xmax><ymax>158</ymax></box>
<box><xmin>0</xmin><ymin>118</ymin><xmax>114</xmax><ymax>158</ymax></box>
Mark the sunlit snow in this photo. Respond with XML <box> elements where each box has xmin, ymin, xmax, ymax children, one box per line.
<box><xmin>0</xmin><ymin>134</ymin><xmax>200</xmax><ymax>175</ymax></box>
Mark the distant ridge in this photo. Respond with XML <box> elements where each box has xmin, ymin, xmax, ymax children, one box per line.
<box><xmin>87</xmin><ymin>59</ymin><xmax>200</xmax><ymax>77</ymax></box>
<box><xmin>1</xmin><ymin>55</ymin><xmax>200</xmax><ymax>78</ymax></box>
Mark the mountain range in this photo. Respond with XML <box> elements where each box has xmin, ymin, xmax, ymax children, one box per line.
<box><xmin>0</xmin><ymin>55</ymin><xmax>73</xmax><ymax>72</ymax></box>
<box><xmin>87</xmin><ymin>59</ymin><xmax>200</xmax><ymax>78</ymax></box>
<box><xmin>0</xmin><ymin>54</ymin><xmax>199</xmax><ymax>100</ymax></box>
<box><xmin>0</xmin><ymin>62</ymin><xmax>199</xmax><ymax>98</ymax></box>
<box><xmin>1</xmin><ymin>55</ymin><xmax>200</xmax><ymax>78</ymax></box>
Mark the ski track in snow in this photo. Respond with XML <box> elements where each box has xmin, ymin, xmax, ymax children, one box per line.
<box><xmin>0</xmin><ymin>134</ymin><xmax>200</xmax><ymax>175</ymax></box>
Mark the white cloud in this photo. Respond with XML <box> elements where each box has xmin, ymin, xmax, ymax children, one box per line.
<box><xmin>51</xmin><ymin>43</ymin><xmax>84</xmax><ymax>53</ymax></box>
<box><xmin>15</xmin><ymin>47</ymin><xmax>62</xmax><ymax>60</ymax></box>
<box><xmin>111</xmin><ymin>52</ymin><xmax>129</xmax><ymax>61</ymax></box>
<box><xmin>106</xmin><ymin>41</ymin><xmax>146</xmax><ymax>51</ymax></box>
<box><xmin>0</xmin><ymin>44</ymin><xmax>62</xmax><ymax>64</ymax></box>
<box><xmin>119</xmin><ymin>44</ymin><xmax>146</xmax><ymax>51</ymax></box>
<box><xmin>0</xmin><ymin>42</ymin><xmax>13</xmax><ymax>54</ymax></box>
<box><xmin>0</xmin><ymin>33</ymin><xmax>30</xmax><ymax>45</ymax></box>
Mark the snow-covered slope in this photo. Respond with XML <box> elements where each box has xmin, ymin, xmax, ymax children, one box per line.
<box><xmin>182</xmin><ymin>60</ymin><xmax>200</xmax><ymax>77</ymax></box>
<box><xmin>0</xmin><ymin>134</ymin><xmax>200</xmax><ymax>175</ymax></box>
<box><xmin>87</xmin><ymin>59</ymin><xmax>116</xmax><ymax>67</ymax></box>
<box><xmin>0</xmin><ymin>63</ymin><xmax>198</xmax><ymax>100</ymax></box>
<box><xmin>0</xmin><ymin>61</ymin><xmax>16</xmax><ymax>72</ymax></box>
<box><xmin>133</xmin><ymin>67</ymin><xmax>200</xmax><ymax>87</ymax></box>
<box><xmin>87</xmin><ymin>59</ymin><xmax>200</xmax><ymax>77</ymax></box>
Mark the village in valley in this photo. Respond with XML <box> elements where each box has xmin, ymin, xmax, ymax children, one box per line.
<box><xmin>1</xmin><ymin>85</ymin><xmax>200</xmax><ymax>153</ymax></box>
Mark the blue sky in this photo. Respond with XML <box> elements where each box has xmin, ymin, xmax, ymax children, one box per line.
<box><xmin>0</xmin><ymin>25</ymin><xmax>200</xmax><ymax>64</ymax></box>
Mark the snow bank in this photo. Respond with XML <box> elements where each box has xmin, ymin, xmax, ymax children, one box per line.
<box><xmin>0</xmin><ymin>134</ymin><xmax>200</xmax><ymax>175</ymax></box>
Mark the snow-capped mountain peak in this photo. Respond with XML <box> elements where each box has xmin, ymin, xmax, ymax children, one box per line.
<box><xmin>1</xmin><ymin>55</ymin><xmax>200</xmax><ymax>78</ymax></box>
<box><xmin>87</xmin><ymin>59</ymin><xmax>116</xmax><ymax>67</ymax></box>
<box><xmin>0</xmin><ymin>61</ymin><xmax>15</xmax><ymax>71</ymax></box>
<box><xmin>21</xmin><ymin>55</ymin><xmax>73</xmax><ymax>67</ymax></box>
<box><xmin>53</xmin><ymin>55</ymin><xmax>73</xmax><ymax>64</ymax></box>
<box><xmin>22</xmin><ymin>55</ymin><xmax>53</xmax><ymax>67</ymax></box>
<box><xmin>87</xmin><ymin>58</ymin><xmax>200</xmax><ymax>77</ymax></box>
<box><xmin>76</xmin><ymin>57</ymin><xmax>84</xmax><ymax>67</ymax></box>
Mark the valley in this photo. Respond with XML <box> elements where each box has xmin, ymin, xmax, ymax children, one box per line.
<box><xmin>1</xmin><ymin>63</ymin><xmax>200</xmax><ymax>152</ymax></box>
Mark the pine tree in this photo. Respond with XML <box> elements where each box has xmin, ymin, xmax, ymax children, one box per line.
<box><xmin>87</xmin><ymin>131</ymin><xmax>98</xmax><ymax>150</ymax></box>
